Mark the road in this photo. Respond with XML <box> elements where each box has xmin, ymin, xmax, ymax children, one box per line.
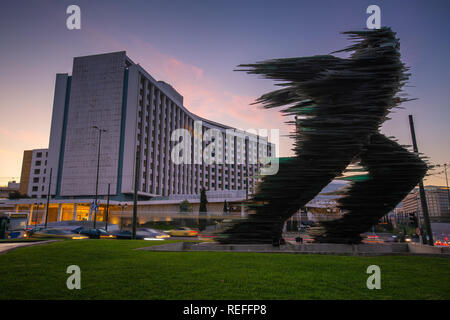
<box><xmin>0</xmin><ymin>240</ymin><xmax>59</xmax><ymax>255</ymax></box>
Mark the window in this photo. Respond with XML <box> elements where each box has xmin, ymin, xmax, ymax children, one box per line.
<box><xmin>35</xmin><ymin>161</ymin><xmax>41</xmax><ymax>166</ymax></box>
<box><xmin>36</xmin><ymin>152</ymin><xmax>42</xmax><ymax>158</ymax></box>
<box><xmin>33</xmin><ymin>177</ymin><xmax>39</xmax><ymax>183</ymax></box>
<box><xmin>34</xmin><ymin>169</ymin><xmax>40</xmax><ymax>174</ymax></box>
<box><xmin>32</xmin><ymin>186</ymin><xmax>38</xmax><ymax>192</ymax></box>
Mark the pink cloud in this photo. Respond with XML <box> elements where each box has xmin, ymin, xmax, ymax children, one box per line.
<box><xmin>62</xmin><ymin>31</ymin><xmax>294</xmax><ymax>157</ymax></box>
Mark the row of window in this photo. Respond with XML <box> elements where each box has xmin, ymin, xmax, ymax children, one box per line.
<box><xmin>34</xmin><ymin>160</ymin><xmax>47</xmax><ymax>167</ymax></box>
<box><xmin>136</xmin><ymin>75</ymin><xmax>269</xmax><ymax>196</ymax></box>
<box><xmin>32</xmin><ymin>185</ymin><xmax>45</xmax><ymax>192</ymax></box>
<box><xmin>33</xmin><ymin>168</ymin><xmax>47</xmax><ymax>175</ymax></box>
<box><xmin>35</xmin><ymin>151</ymin><xmax>48</xmax><ymax>158</ymax></box>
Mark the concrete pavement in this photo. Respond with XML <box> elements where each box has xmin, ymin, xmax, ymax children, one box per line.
<box><xmin>0</xmin><ymin>240</ymin><xmax>59</xmax><ymax>255</ymax></box>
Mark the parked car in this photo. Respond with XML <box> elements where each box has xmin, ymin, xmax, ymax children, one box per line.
<box><xmin>77</xmin><ymin>228</ymin><xmax>116</xmax><ymax>239</ymax></box>
<box><xmin>31</xmin><ymin>228</ymin><xmax>88</xmax><ymax>240</ymax></box>
<box><xmin>167</xmin><ymin>227</ymin><xmax>199</xmax><ymax>237</ymax></box>
<box><xmin>137</xmin><ymin>228</ymin><xmax>170</xmax><ymax>239</ymax></box>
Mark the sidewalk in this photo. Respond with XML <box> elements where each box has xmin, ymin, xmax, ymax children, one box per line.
<box><xmin>0</xmin><ymin>240</ymin><xmax>60</xmax><ymax>255</ymax></box>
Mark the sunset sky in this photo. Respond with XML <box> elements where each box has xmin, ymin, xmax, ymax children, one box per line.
<box><xmin>0</xmin><ymin>0</ymin><xmax>449</xmax><ymax>186</ymax></box>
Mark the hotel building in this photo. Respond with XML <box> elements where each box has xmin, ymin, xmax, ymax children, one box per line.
<box><xmin>3</xmin><ymin>51</ymin><xmax>275</xmax><ymax>225</ymax></box>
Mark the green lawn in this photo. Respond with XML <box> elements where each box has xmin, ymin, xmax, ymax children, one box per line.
<box><xmin>0</xmin><ymin>240</ymin><xmax>448</xmax><ymax>300</ymax></box>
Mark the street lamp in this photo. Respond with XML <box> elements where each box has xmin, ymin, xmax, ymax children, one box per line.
<box><xmin>92</xmin><ymin>126</ymin><xmax>107</xmax><ymax>229</ymax></box>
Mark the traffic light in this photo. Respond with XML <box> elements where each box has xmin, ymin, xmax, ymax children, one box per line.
<box><xmin>409</xmin><ymin>213</ymin><xmax>418</xmax><ymax>228</ymax></box>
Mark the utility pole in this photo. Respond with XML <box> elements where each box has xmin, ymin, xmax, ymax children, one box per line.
<box><xmin>105</xmin><ymin>183</ymin><xmax>110</xmax><ymax>232</ymax></box>
<box><xmin>408</xmin><ymin>115</ymin><xmax>433</xmax><ymax>246</ymax></box>
<box><xmin>44</xmin><ymin>168</ymin><xmax>52</xmax><ymax>228</ymax></box>
<box><xmin>245</xmin><ymin>177</ymin><xmax>249</xmax><ymax>201</ymax></box>
<box><xmin>132</xmin><ymin>149</ymin><xmax>140</xmax><ymax>239</ymax></box>
<box><xmin>444</xmin><ymin>164</ymin><xmax>450</xmax><ymax>211</ymax></box>
<box><xmin>93</xmin><ymin>126</ymin><xmax>106</xmax><ymax>229</ymax></box>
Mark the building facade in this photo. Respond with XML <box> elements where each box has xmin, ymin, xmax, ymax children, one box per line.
<box><xmin>402</xmin><ymin>186</ymin><xmax>450</xmax><ymax>220</ymax></box>
<box><xmin>0</xmin><ymin>181</ymin><xmax>20</xmax><ymax>198</ymax></box>
<box><xmin>18</xmin><ymin>149</ymin><xmax>49</xmax><ymax>198</ymax></box>
<box><xmin>17</xmin><ymin>51</ymin><xmax>275</xmax><ymax>206</ymax></box>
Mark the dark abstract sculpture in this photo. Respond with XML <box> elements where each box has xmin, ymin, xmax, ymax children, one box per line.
<box><xmin>218</xmin><ymin>27</ymin><xmax>427</xmax><ymax>244</ymax></box>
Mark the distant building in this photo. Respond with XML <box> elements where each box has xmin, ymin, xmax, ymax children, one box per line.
<box><xmin>7</xmin><ymin>181</ymin><xmax>19</xmax><ymax>190</ymax></box>
<box><xmin>402</xmin><ymin>186</ymin><xmax>450</xmax><ymax>222</ymax></box>
<box><xmin>18</xmin><ymin>149</ymin><xmax>49</xmax><ymax>198</ymax></box>
<box><xmin>0</xmin><ymin>181</ymin><xmax>20</xmax><ymax>198</ymax></box>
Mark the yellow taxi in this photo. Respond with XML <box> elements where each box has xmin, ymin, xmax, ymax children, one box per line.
<box><xmin>167</xmin><ymin>227</ymin><xmax>199</xmax><ymax>237</ymax></box>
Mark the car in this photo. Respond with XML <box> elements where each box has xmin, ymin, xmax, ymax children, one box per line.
<box><xmin>24</xmin><ymin>227</ymin><xmax>44</xmax><ymax>237</ymax></box>
<box><xmin>111</xmin><ymin>230</ymin><xmax>145</xmax><ymax>240</ymax></box>
<box><xmin>404</xmin><ymin>235</ymin><xmax>420</xmax><ymax>243</ymax></box>
<box><xmin>71</xmin><ymin>226</ymin><xmax>84</xmax><ymax>234</ymax></box>
<box><xmin>31</xmin><ymin>228</ymin><xmax>88</xmax><ymax>240</ymax></box>
<box><xmin>77</xmin><ymin>228</ymin><xmax>116</xmax><ymax>239</ymax></box>
<box><xmin>137</xmin><ymin>228</ymin><xmax>170</xmax><ymax>239</ymax></box>
<box><xmin>167</xmin><ymin>227</ymin><xmax>199</xmax><ymax>237</ymax></box>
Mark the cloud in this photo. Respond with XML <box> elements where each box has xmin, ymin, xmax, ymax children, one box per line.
<box><xmin>122</xmin><ymin>35</ymin><xmax>293</xmax><ymax>156</ymax></box>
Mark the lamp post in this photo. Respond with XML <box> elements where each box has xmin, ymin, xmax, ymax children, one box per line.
<box><xmin>408</xmin><ymin>115</ymin><xmax>433</xmax><ymax>245</ymax></box>
<box><xmin>105</xmin><ymin>183</ymin><xmax>110</xmax><ymax>231</ymax></box>
<box><xmin>44</xmin><ymin>168</ymin><xmax>52</xmax><ymax>228</ymax></box>
<box><xmin>92</xmin><ymin>126</ymin><xmax>107</xmax><ymax>229</ymax></box>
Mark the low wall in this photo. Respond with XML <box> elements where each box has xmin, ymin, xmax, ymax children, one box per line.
<box><xmin>139</xmin><ymin>242</ymin><xmax>449</xmax><ymax>256</ymax></box>
<box><xmin>408</xmin><ymin>243</ymin><xmax>450</xmax><ymax>255</ymax></box>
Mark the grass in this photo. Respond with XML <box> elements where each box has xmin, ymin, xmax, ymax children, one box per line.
<box><xmin>0</xmin><ymin>239</ymin><xmax>449</xmax><ymax>300</ymax></box>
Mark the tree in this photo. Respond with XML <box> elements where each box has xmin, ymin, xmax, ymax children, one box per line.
<box><xmin>199</xmin><ymin>188</ymin><xmax>208</xmax><ymax>213</ymax></box>
<box><xmin>8</xmin><ymin>190</ymin><xmax>27</xmax><ymax>199</ymax></box>
<box><xmin>223</xmin><ymin>200</ymin><xmax>229</xmax><ymax>215</ymax></box>
<box><xmin>179</xmin><ymin>199</ymin><xmax>192</xmax><ymax>213</ymax></box>
<box><xmin>199</xmin><ymin>188</ymin><xmax>208</xmax><ymax>231</ymax></box>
